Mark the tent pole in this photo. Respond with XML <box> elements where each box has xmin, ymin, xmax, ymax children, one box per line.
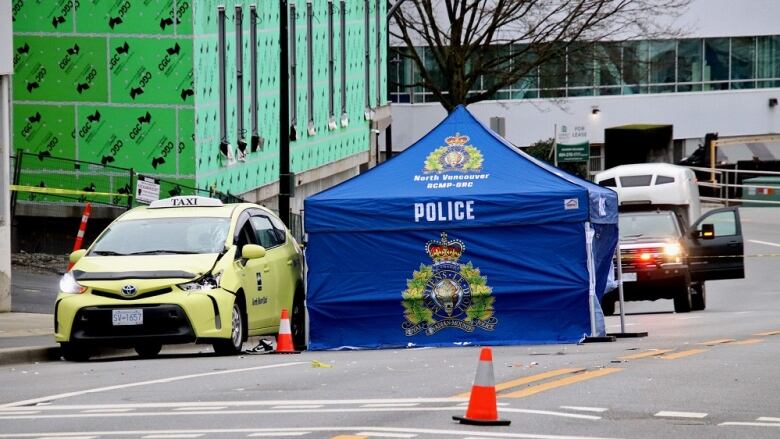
<box><xmin>582</xmin><ymin>222</ymin><xmax>615</xmax><ymax>343</ymax></box>
<box><xmin>607</xmin><ymin>243</ymin><xmax>648</xmax><ymax>338</ymax></box>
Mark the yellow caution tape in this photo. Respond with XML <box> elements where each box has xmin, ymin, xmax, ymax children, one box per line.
<box><xmin>11</xmin><ymin>184</ymin><xmax>130</xmax><ymax>198</ymax></box>
<box><xmin>311</xmin><ymin>360</ymin><xmax>333</xmax><ymax>368</ymax></box>
<box><xmin>688</xmin><ymin>254</ymin><xmax>780</xmax><ymax>259</ymax></box>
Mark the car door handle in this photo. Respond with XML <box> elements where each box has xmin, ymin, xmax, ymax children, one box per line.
<box><xmin>728</xmin><ymin>243</ymin><xmax>740</xmax><ymax>248</ymax></box>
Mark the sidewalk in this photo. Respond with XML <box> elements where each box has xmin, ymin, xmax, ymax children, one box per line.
<box><xmin>0</xmin><ymin>312</ymin><xmax>60</xmax><ymax>366</ymax></box>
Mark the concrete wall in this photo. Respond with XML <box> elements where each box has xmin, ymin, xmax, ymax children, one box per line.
<box><xmin>1</xmin><ymin>0</ymin><xmax>13</xmax><ymax>311</ymax></box>
<box><xmin>388</xmin><ymin>88</ymin><xmax>780</xmax><ymax>152</ymax></box>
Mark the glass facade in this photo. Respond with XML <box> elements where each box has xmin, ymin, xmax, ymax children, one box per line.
<box><xmin>389</xmin><ymin>35</ymin><xmax>780</xmax><ymax>103</ymax></box>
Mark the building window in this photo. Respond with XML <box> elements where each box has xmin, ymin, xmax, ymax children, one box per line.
<box><xmin>649</xmin><ymin>40</ymin><xmax>675</xmax><ymax>93</ymax></box>
<box><xmin>622</xmin><ymin>41</ymin><xmax>648</xmax><ymax>94</ymax></box>
<box><xmin>677</xmin><ymin>38</ymin><xmax>702</xmax><ymax>91</ymax></box>
<box><xmin>757</xmin><ymin>35</ymin><xmax>780</xmax><ymax>88</ymax></box>
<box><xmin>704</xmin><ymin>37</ymin><xmax>729</xmax><ymax>90</ymax></box>
<box><xmin>731</xmin><ymin>37</ymin><xmax>756</xmax><ymax>89</ymax></box>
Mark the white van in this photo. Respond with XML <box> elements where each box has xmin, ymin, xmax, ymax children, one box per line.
<box><xmin>594</xmin><ymin>163</ymin><xmax>701</xmax><ymax>227</ymax></box>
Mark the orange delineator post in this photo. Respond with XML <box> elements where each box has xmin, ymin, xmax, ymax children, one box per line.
<box><xmin>453</xmin><ymin>347</ymin><xmax>511</xmax><ymax>426</ymax></box>
<box><xmin>67</xmin><ymin>202</ymin><xmax>92</xmax><ymax>271</ymax></box>
<box><xmin>273</xmin><ymin>308</ymin><xmax>300</xmax><ymax>354</ymax></box>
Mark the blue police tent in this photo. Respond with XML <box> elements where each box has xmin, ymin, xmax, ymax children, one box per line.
<box><xmin>304</xmin><ymin>105</ymin><xmax>618</xmax><ymax>350</ymax></box>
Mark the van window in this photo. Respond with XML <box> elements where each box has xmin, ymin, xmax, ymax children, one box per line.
<box><xmin>599</xmin><ymin>177</ymin><xmax>617</xmax><ymax>187</ymax></box>
<box><xmin>619</xmin><ymin>175</ymin><xmax>653</xmax><ymax>187</ymax></box>
<box><xmin>655</xmin><ymin>175</ymin><xmax>675</xmax><ymax>185</ymax></box>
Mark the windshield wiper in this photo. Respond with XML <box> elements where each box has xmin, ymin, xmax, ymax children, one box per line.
<box><xmin>126</xmin><ymin>250</ymin><xmax>200</xmax><ymax>255</ymax></box>
<box><xmin>91</xmin><ymin>250</ymin><xmax>128</xmax><ymax>256</ymax></box>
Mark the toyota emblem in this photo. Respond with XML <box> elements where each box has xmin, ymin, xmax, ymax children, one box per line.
<box><xmin>121</xmin><ymin>285</ymin><xmax>137</xmax><ymax>297</ymax></box>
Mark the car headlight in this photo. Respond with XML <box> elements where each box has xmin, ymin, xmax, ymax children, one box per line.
<box><xmin>178</xmin><ymin>271</ymin><xmax>222</xmax><ymax>292</ymax></box>
<box><xmin>664</xmin><ymin>243</ymin><xmax>682</xmax><ymax>257</ymax></box>
<box><xmin>59</xmin><ymin>271</ymin><xmax>86</xmax><ymax>294</ymax></box>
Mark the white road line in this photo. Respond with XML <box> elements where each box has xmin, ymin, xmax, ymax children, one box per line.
<box><xmin>749</xmin><ymin>239</ymin><xmax>780</xmax><ymax>248</ymax></box>
<box><xmin>721</xmin><ymin>422</ymin><xmax>780</xmax><ymax>427</ymax></box>
<box><xmin>247</xmin><ymin>433</ymin><xmax>310</xmax><ymax>437</ymax></box>
<box><xmin>0</xmin><ymin>411</ymin><xmax>40</xmax><ymax>415</ymax></box>
<box><xmin>559</xmin><ymin>406</ymin><xmax>608</xmax><ymax>413</ymax></box>
<box><xmin>270</xmin><ymin>405</ymin><xmax>323</xmax><ymax>410</ymax></box>
<box><xmin>173</xmin><ymin>407</ymin><xmax>227</xmax><ymax>411</ymax></box>
<box><xmin>757</xmin><ymin>417</ymin><xmax>780</xmax><ymax>422</ymax></box>
<box><xmin>360</xmin><ymin>403</ymin><xmax>420</xmax><ymax>408</ymax></box>
<box><xmin>501</xmin><ymin>408</ymin><xmax>601</xmax><ymax>421</ymax></box>
<box><xmin>82</xmin><ymin>409</ymin><xmax>134</xmax><ymax>413</ymax></box>
<box><xmin>677</xmin><ymin>316</ymin><xmax>701</xmax><ymax>320</ymax></box>
<box><xmin>0</xmin><ymin>426</ymin><xmax>621</xmax><ymax>439</ymax></box>
<box><xmin>35</xmin><ymin>437</ymin><xmax>96</xmax><ymax>439</ymax></box>
<box><xmin>142</xmin><ymin>435</ymin><xmax>204</xmax><ymax>439</ymax></box>
<box><xmin>0</xmin><ymin>362</ymin><xmax>306</xmax><ymax>408</ymax></box>
<box><xmin>356</xmin><ymin>433</ymin><xmax>417</xmax><ymax>438</ymax></box>
<box><xmin>655</xmin><ymin>411</ymin><xmax>708</xmax><ymax>419</ymax></box>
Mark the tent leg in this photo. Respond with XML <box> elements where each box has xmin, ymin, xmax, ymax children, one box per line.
<box><xmin>583</xmin><ymin>223</ymin><xmax>616</xmax><ymax>343</ymax></box>
<box><xmin>607</xmin><ymin>244</ymin><xmax>648</xmax><ymax>338</ymax></box>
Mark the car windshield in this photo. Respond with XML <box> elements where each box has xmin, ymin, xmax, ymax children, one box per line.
<box><xmin>89</xmin><ymin>217</ymin><xmax>230</xmax><ymax>256</ymax></box>
<box><xmin>619</xmin><ymin>213</ymin><xmax>679</xmax><ymax>239</ymax></box>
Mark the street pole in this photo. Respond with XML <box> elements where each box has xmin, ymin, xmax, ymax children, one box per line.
<box><xmin>279</xmin><ymin>0</ymin><xmax>291</xmax><ymax>227</ymax></box>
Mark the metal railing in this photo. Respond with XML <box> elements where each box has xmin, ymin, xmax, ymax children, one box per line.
<box><xmin>685</xmin><ymin>165</ymin><xmax>780</xmax><ymax>207</ymax></box>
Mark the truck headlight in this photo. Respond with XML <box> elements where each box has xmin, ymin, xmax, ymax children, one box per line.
<box><xmin>178</xmin><ymin>271</ymin><xmax>222</xmax><ymax>292</ymax></box>
<box><xmin>59</xmin><ymin>271</ymin><xmax>86</xmax><ymax>294</ymax></box>
<box><xmin>664</xmin><ymin>244</ymin><xmax>682</xmax><ymax>257</ymax></box>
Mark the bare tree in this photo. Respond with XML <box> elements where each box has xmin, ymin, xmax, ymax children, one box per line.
<box><xmin>390</xmin><ymin>0</ymin><xmax>691</xmax><ymax>111</ymax></box>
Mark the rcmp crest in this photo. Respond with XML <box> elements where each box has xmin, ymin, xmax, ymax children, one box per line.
<box><xmin>401</xmin><ymin>232</ymin><xmax>498</xmax><ymax>336</ymax></box>
<box><xmin>423</xmin><ymin>133</ymin><xmax>484</xmax><ymax>174</ymax></box>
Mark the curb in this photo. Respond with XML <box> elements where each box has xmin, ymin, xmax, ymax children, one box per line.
<box><xmin>0</xmin><ymin>346</ymin><xmax>61</xmax><ymax>366</ymax></box>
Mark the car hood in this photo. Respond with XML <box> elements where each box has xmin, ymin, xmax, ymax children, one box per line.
<box><xmin>71</xmin><ymin>254</ymin><xmax>220</xmax><ymax>292</ymax></box>
<box><xmin>620</xmin><ymin>236</ymin><xmax>677</xmax><ymax>247</ymax></box>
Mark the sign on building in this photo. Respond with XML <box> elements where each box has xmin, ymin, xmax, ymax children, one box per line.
<box><xmin>556</xmin><ymin>124</ymin><xmax>590</xmax><ymax>163</ymax></box>
<box><xmin>136</xmin><ymin>175</ymin><xmax>160</xmax><ymax>204</ymax></box>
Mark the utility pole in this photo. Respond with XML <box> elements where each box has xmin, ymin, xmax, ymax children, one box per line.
<box><xmin>279</xmin><ymin>0</ymin><xmax>291</xmax><ymax>227</ymax></box>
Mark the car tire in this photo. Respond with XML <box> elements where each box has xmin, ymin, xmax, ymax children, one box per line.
<box><xmin>213</xmin><ymin>301</ymin><xmax>245</xmax><ymax>355</ymax></box>
<box><xmin>291</xmin><ymin>288</ymin><xmax>306</xmax><ymax>351</ymax></box>
<box><xmin>691</xmin><ymin>282</ymin><xmax>707</xmax><ymax>311</ymax></box>
<box><xmin>135</xmin><ymin>343</ymin><xmax>162</xmax><ymax>359</ymax></box>
<box><xmin>673</xmin><ymin>280</ymin><xmax>692</xmax><ymax>313</ymax></box>
<box><xmin>60</xmin><ymin>342</ymin><xmax>90</xmax><ymax>362</ymax></box>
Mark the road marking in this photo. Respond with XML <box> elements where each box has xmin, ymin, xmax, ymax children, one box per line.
<box><xmin>82</xmin><ymin>408</ymin><xmax>134</xmax><ymax>413</ymax></box>
<box><xmin>754</xmin><ymin>329</ymin><xmax>780</xmax><ymax>336</ymax></box>
<box><xmin>454</xmin><ymin>368</ymin><xmax>584</xmax><ymax>398</ymax></box>
<box><xmin>720</xmin><ymin>422</ymin><xmax>780</xmax><ymax>427</ymax></box>
<box><xmin>677</xmin><ymin>316</ymin><xmax>701</xmax><ymax>320</ymax></box>
<box><xmin>0</xmin><ymin>362</ymin><xmax>307</xmax><ymax>408</ymax></box>
<box><xmin>698</xmin><ymin>338</ymin><xmax>735</xmax><ymax>346</ymax></box>
<box><xmin>35</xmin><ymin>437</ymin><xmax>96</xmax><ymax>439</ymax></box>
<box><xmin>356</xmin><ymin>433</ymin><xmax>417</xmax><ymax>438</ymax></box>
<box><xmin>142</xmin><ymin>435</ymin><xmax>204</xmax><ymax>439</ymax></box>
<box><xmin>248</xmin><ymin>434</ymin><xmax>310</xmax><ymax>437</ymax></box>
<box><xmin>733</xmin><ymin>338</ymin><xmax>764</xmax><ymax>345</ymax></box>
<box><xmin>360</xmin><ymin>403</ymin><xmax>419</xmax><ymax>408</ymax></box>
<box><xmin>23</xmin><ymin>288</ymin><xmax>40</xmax><ymax>293</ymax></box>
<box><xmin>618</xmin><ymin>349</ymin><xmax>673</xmax><ymax>360</ymax></box>
<box><xmin>501</xmin><ymin>408</ymin><xmax>601</xmax><ymax>420</ymax></box>
<box><xmin>0</xmin><ymin>427</ymin><xmax>619</xmax><ymax>439</ymax></box>
<box><xmin>173</xmin><ymin>406</ymin><xmax>227</xmax><ymax>411</ymax></box>
<box><xmin>559</xmin><ymin>406</ymin><xmax>608</xmax><ymax>413</ymax></box>
<box><xmin>0</xmin><ymin>410</ymin><xmax>40</xmax><ymax>415</ymax></box>
<box><xmin>757</xmin><ymin>417</ymin><xmax>780</xmax><ymax>422</ymax></box>
<box><xmin>655</xmin><ymin>411</ymin><xmax>707</xmax><ymax>419</ymax></box>
<box><xmin>502</xmin><ymin>368</ymin><xmax>622</xmax><ymax>398</ymax></box>
<box><xmin>661</xmin><ymin>349</ymin><xmax>708</xmax><ymax>360</ymax></box>
<box><xmin>271</xmin><ymin>405</ymin><xmax>324</xmax><ymax>410</ymax></box>
<box><xmin>749</xmin><ymin>239</ymin><xmax>780</xmax><ymax>248</ymax></box>
<box><xmin>331</xmin><ymin>436</ymin><xmax>365</xmax><ymax>439</ymax></box>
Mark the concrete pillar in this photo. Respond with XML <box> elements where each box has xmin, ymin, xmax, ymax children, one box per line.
<box><xmin>0</xmin><ymin>75</ymin><xmax>11</xmax><ymax>312</ymax></box>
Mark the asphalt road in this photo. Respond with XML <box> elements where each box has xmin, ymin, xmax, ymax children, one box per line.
<box><xmin>2</xmin><ymin>207</ymin><xmax>780</xmax><ymax>439</ymax></box>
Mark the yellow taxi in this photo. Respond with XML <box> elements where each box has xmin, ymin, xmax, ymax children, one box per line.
<box><xmin>55</xmin><ymin>196</ymin><xmax>304</xmax><ymax>361</ymax></box>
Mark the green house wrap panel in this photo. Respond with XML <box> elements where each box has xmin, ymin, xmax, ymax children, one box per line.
<box><xmin>12</xmin><ymin>0</ymin><xmax>388</xmax><ymax>202</ymax></box>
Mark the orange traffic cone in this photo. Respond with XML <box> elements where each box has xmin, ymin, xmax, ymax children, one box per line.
<box><xmin>273</xmin><ymin>309</ymin><xmax>300</xmax><ymax>354</ymax></box>
<box><xmin>453</xmin><ymin>347</ymin><xmax>511</xmax><ymax>426</ymax></box>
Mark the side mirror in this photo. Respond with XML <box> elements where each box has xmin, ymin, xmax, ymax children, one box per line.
<box><xmin>69</xmin><ymin>249</ymin><xmax>87</xmax><ymax>264</ymax></box>
<box><xmin>242</xmin><ymin>244</ymin><xmax>266</xmax><ymax>260</ymax></box>
<box><xmin>700</xmin><ymin>223</ymin><xmax>716</xmax><ymax>240</ymax></box>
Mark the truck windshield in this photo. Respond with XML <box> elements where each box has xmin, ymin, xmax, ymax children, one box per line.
<box><xmin>89</xmin><ymin>217</ymin><xmax>230</xmax><ymax>256</ymax></box>
<box><xmin>619</xmin><ymin>213</ymin><xmax>679</xmax><ymax>239</ymax></box>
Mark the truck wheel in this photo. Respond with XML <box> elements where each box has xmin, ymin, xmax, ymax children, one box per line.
<box><xmin>60</xmin><ymin>342</ymin><xmax>90</xmax><ymax>362</ymax></box>
<box><xmin>213</xmin><ymin>302</ymin><xmax>245</xmax><ymax>355</ymax></box>
<box><xmin>601</xmin><ymin>296</ymin><xmax>616</xmax><ymax>316</ymax></box>
<box><xmin>691</xmin><ymin>282</ymin><xmax>706</xmax><ymax>311</ymax></box>
<box><xmin>673</xmin><ymin>281</ymin><xmax>692</xmax><ymax>313</ymax></box>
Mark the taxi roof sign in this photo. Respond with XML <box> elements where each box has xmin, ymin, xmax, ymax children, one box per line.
<box><xmin>149</xmin><ymin>196</ymin><xmax>224</xmax><ymax>209</ymax></box>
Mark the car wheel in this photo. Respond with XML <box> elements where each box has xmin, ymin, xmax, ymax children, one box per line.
<box><xmin>673</xmin><ymin>280</ymin><xmax>692</xmax><ymax>313</ymax></box>
<box><xmin>691</xmin><ymin>282</ymin><xmax>706</xmax><ymax>311</ymax></box>
<box><xmin>291</xmin><ymin>289</ymin><xmax>306</xmax><ymax>351</ymax></box>
<box><xmin>135</xmin><ymin>343</ymin><xmax>162</xmax><ymax>359</ymax></box>
<box><xmin>60</xmin><ymin>342</ymin><xmax>90</xmax><ymax>362</ymax></box>
<box><xmin>213</xmin><ymin>302</ymin><xmax>244</xmax><ymax>355</ymax></box>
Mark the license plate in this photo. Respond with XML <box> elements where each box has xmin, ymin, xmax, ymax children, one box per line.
<box><xmin>112</xmin><ymin>309</ymin><xmax>143</xmax><ymax>326</ymax></box>
<box><xmin>622</xmin><ymin>272</ymin><xmax>637</xmax><ymax>282</ymax></box>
